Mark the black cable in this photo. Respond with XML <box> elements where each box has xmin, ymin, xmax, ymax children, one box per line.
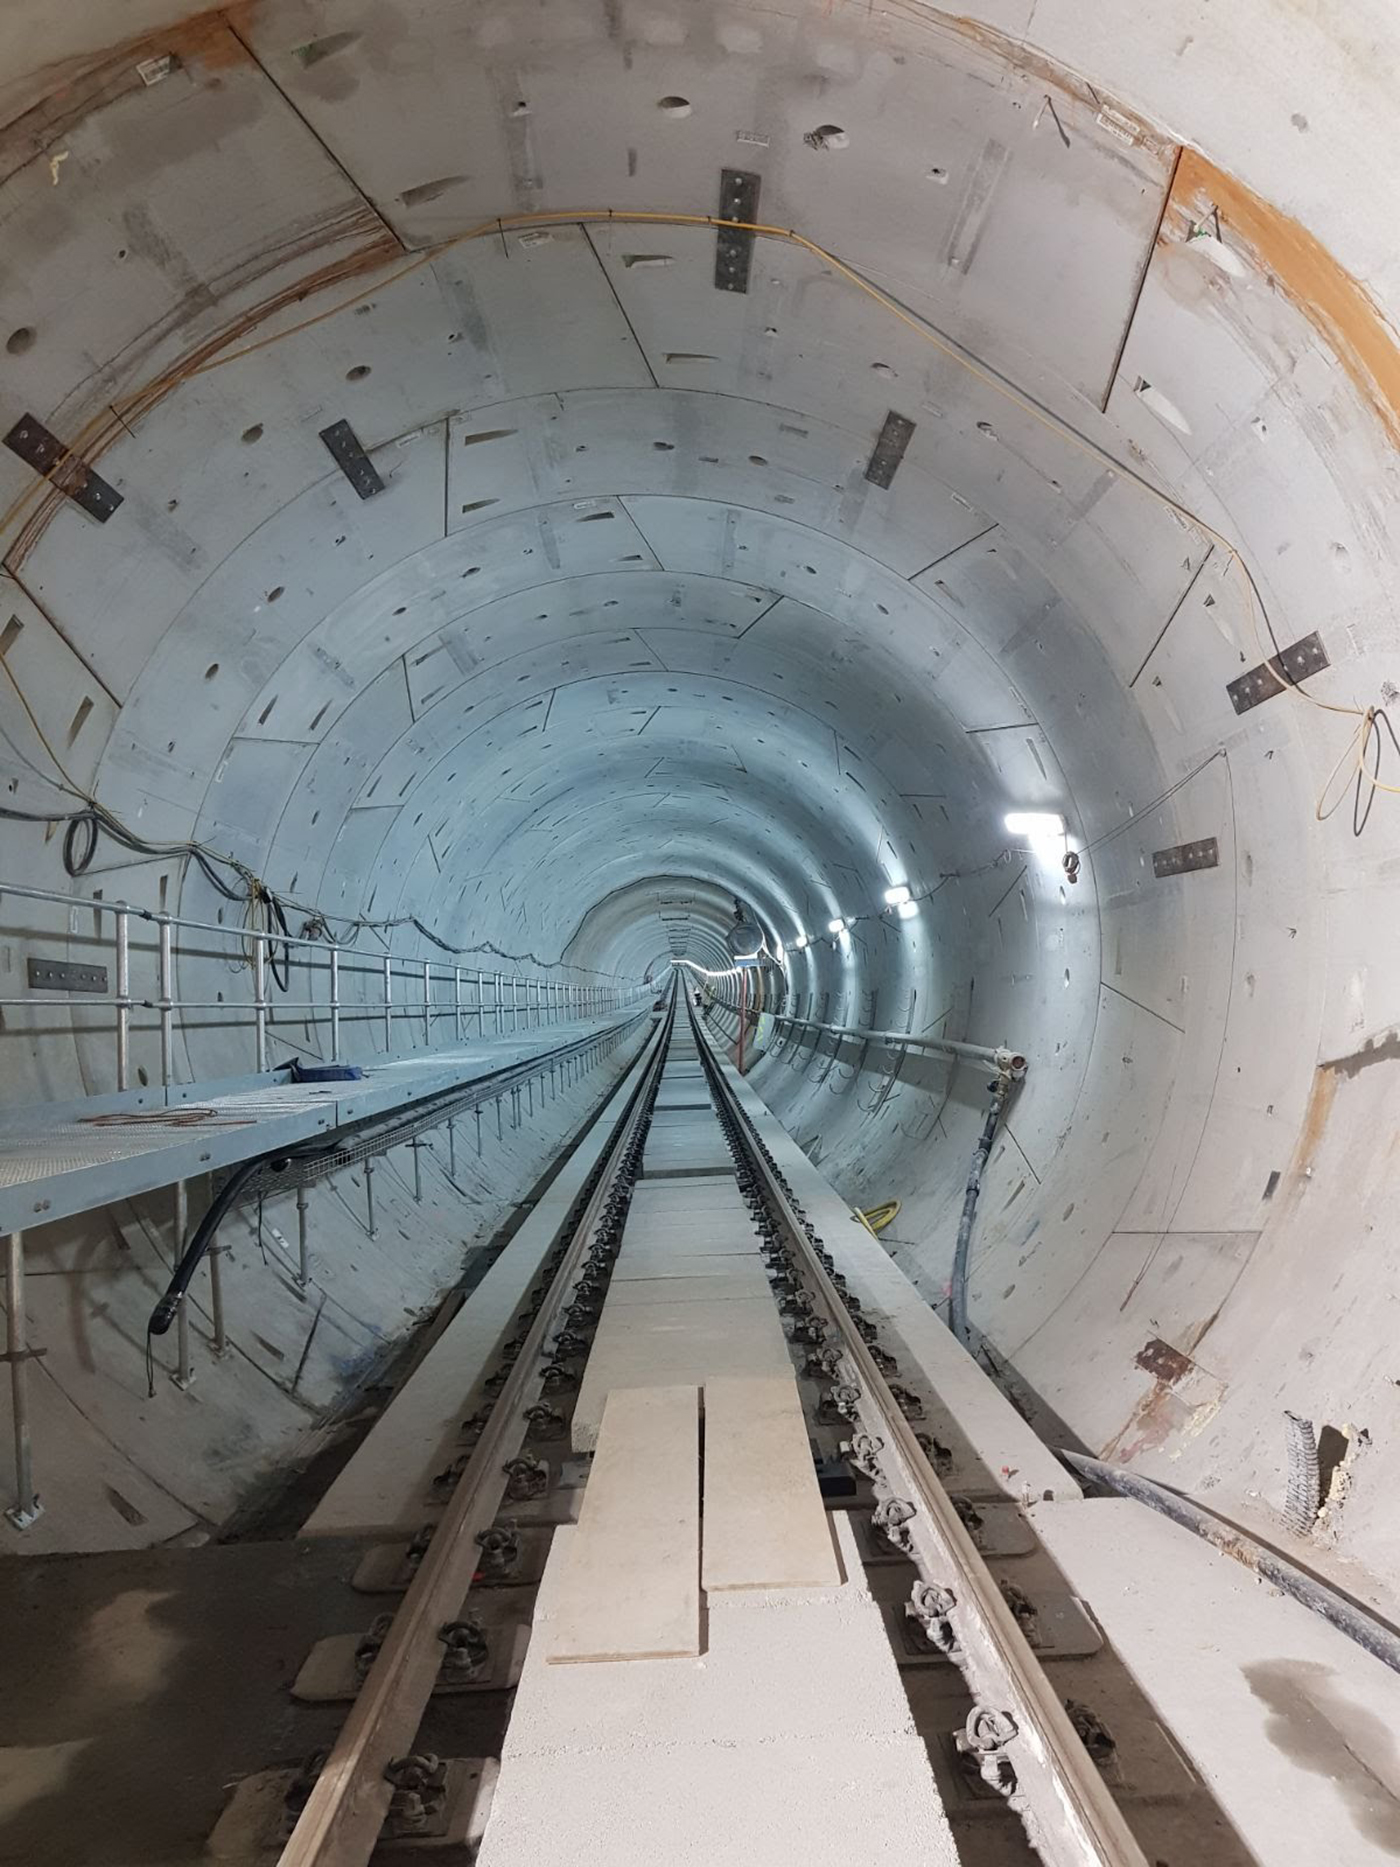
<box><xmin>147</xmin><ymin>1155</ymin><xmax>288</xmax><ymax>1338</ymax></box>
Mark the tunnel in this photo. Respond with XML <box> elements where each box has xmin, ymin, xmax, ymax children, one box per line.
<box><xmin>1</xmin><ymin>4</ymin><xmax>1399</xmax><ymax>1864</ymax></box>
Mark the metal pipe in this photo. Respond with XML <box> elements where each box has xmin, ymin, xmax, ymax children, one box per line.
<box><xmin>447</xmin><ymin>1116</ymin><xmax>457</xmax><ymax>1181</ymax></box>
<box><xmin>4</xmin><ymin>1231</ymin><xmax>41</xmax><ymax>1529</ymax></box>
<box><xmin>453</xmin><ymin>967</ymin><xmax>463</xmax><ymax>1046</ymax></box>
<box><xmin>295</xmin><ymin>1185</ymin><xmax>311</xmax><ymax>1292</ymax></box>
<box><xmin>114</xmin><ymin>904</ymin><xmax>131</xmax><ymax>1092</ymax></box>
<box><xmin>477</xmin><ymin>968</ymin><xmax>485</xmax><ymax>1038</ymax></box>
<box><xmin>1062</xmin><ymin>1452</ymin><xmax>1400</xmax><ymax>1677</ymax></box>
<box><xmin>495</xmin><ymin>971</ymin><xmax>503</xmax><ymax>1038</ymax></box>
<box><xmin>422</xmin><ymin>960</ymin><xmax>431</xmax><ymax>1047</ymax></box>
<box><xmin>949</xmin><ymin>1074</ymin><xmax>1011</xmax><ymax>1347</ymax></box>
<box><xmin>157</xmin><ymin>915</ymin><xmax>174</xmax><ymax>1086</ymax></box>
<box><xmin>382</xmin><ymin>957</ymin><xmax>393</xmax><ymax>1052</ymax></box>
<box><xmin>765</xmin><ymin>1008</ymin><xmax>1025</xmax><ymax>1076</ymax></box>
<box><xmin>410</xmin><ymin>1138</ymin><xmax>423</xmax><ymax>1202</ymax></box>
<box><xmin>364</xmin><ymin>1159</ymin><xmax>377</xmax><ymax>1238</ymax></box>
<box><xmin>329</xmin><ymin>947</ymin><xmax>341</xmax><ymax>1060</ymax></box>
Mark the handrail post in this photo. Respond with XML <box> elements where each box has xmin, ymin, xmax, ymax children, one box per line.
<box><xmin>157</xmin><ymin>914</ymin><xmax>174</xmax><ymax>1087</ymax></box>
<box><xmin>477</xmin><ymin>969</ymin><xmax>485</xmax><ymax>1039</ymax></box>
<box><xmin>114</xmin><ymin>903</ymin><xmax>131</xmax><ymax>1092</ymax></box>
<box><xmin>4</xmin><ymin>1231</ymin><xmax>41</xmax><ymax>1529</ymax></box>
<box><xmin>454</xmin><ymin>966</ymin><xmax>463</xmax><ymax>1046</ymax></box>
<box><xmin>422</xmin><ymin>960</ymin><xmax>432</xmax><ymax>1048</ymax></box>
<box><xmin>329</xmin><ymin>946</ymin><xmax>341</xmax><ymax>1060</ymax></box>
<box><xmin>253</xmin><ymin>936</ymin><xmax>268</xmax><ymax>1073</ymax></box>
<box><xmin>382</xmin><ymin>956</ymin><xmax>393</xmax><ymax>1053</ymax></box>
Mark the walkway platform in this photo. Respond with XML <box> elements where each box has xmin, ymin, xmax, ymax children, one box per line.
<box><xmin>0</xmin><ymin>1012</ymin><xmax>641</xmax><ymax>1234</ymax></box>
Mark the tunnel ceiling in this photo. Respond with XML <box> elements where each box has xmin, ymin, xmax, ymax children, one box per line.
<box><xmin>6</xmin><ymin>1</ymin><xmax>1400</xmax><ymax>1554</ymax></box>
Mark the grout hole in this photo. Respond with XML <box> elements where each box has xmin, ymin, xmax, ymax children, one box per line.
<box><xmin>241</xmin><ymin>424</ymin><xmax>263</xmax><ymax>444</ymax></box>
<box><xmin>657</xmin><ymin>95</ymin><xmax>692</xmax><ymax>117</ymax></box>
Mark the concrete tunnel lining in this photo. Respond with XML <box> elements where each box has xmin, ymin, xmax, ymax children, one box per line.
<box><xmin>0</xmin><ymin>0</ymin><xmax>1397</xmax><ymax>1619</ymax></box>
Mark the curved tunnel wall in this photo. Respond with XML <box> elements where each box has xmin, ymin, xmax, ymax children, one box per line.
<box><xmin>0</xmin><ymin>1</ymin><xmax>1398</xmax><ymax>1586</ymax></box>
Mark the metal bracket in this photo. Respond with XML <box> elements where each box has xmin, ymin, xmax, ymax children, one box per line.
<box><xmin>1226</xmin><ymin>631</ymin><xmax>1329</xmax><ymax>714</ymax></box>
<box><xmin>3</xmin><ymin>413</ymin><xmax>123</xmax><ymax>522</ymax></box>
<box><xmin>864</xmin><ymin>410</ymin><xmax>916</xmax><ymax>489</ymax></box>
<box><xmin>715</xmin><ymin>169</ymin><xmax>761</xmax><ymax>293</ymax></box>
<box><xmin>26</xmin><ymin>957</ymin><xmax>109</xmax><ymax>994</ymax></box>
<box><xmin>319</xmin><ymin>418</ymin><xmax>385</xmax><ymax>500</ymax></box>
<box><xmin>1152</xmin><ymin>837</ymin><xmax>1219</xmax><ymax>879</ymax></box>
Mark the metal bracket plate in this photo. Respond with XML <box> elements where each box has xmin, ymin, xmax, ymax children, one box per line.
<box><xmin>3</xmin><ymin>414</ymin><xmax>123</xmax><ymax>522</ymax></box>
<box><xmin>318</xmin><ymin>419</ymin><xmax>384</xmax><ymax>500</ymax></box>
<box><xmin>1226</xmin><ymin>631</ymin><xmax>1329</xmax><ymax>714</ymax></box>
<box><xmin>715</xmin><ymin>169</ymin><xmax>761</xmax><ymax>294</ymax></box>
<box><xmin>1152</xmin><ymin>838</ymin><xmax>1219</xmax><ymax>879</ymax></box>
<box><xmin>27</xmin><ymin>958</ymin><xmax>109</xmax><ymax>993</ymax></box>
<box><xmin>865</xmin><ymin>411</ymin><xmax>916</xmax><ymax>489</ymax></box>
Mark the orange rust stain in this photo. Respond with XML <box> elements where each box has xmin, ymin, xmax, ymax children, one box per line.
<box><xmin>1174</xmin><ymin>147</ymin><xmax>1400</xmax><ymax>449</ymax></box>
<box><xmin>1291</xmin><ymin>1062</ymin><xmax>1339</xmax><ymax>1182</ymax></box>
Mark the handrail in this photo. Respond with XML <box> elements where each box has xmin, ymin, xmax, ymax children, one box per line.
<box><xmin>0</xmin><ymin>874</ymin><xmax>647</xmax><ymax>1090</ymax></box>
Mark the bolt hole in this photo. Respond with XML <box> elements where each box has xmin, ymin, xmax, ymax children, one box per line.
<box><xmin>204</xmin><ymin>663</ymin><xmax>219</xmax><ymax>681</ymax></box>
<box><xmin>137</xmin><ymin>1066</ymin><xmax>149</xmax><ymax>1087</ymax></box>
<box><xmin>6</xmin><ymin>327</ymin><xmax>35</xmax><ymax>356</ymax></box>
<box><xmin>657</xmin><ymin>95</ymin><xmax>692</xmax><ymax>117</ymax></box>
<box><xmin>241</xmin><ymin>424</ymin><xmax>263</xmax><ymax>444</ymax></box>
<box><xmin>806</xmin><ymin>123</ymin><xmax>849</xmax><ymax>150</ymax></box>
<box><xmin>266</xmin><ymin>586</ymin><xmax>285</xmax><ymax>604</ymax></box>
<box><xmin>346</xmin><ymin>363</ymin><xmax>371</xmax><ymax>381</ymax></box>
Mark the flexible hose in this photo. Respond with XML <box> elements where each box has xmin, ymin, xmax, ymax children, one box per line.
<box><xmin>147</xmin><ymin>1155</ymin><xmax>287</xmax><ymax>1336</ymax></box>
<box><xmin>949</xmin><ymin>1075</ymin><xmax>1010</xmax><ymax>1346</ymax></box>
<box><xmin>1062</xmin><ymin>1451</ymin><xmax>1400</xmax><ymax>1677</ymax></box>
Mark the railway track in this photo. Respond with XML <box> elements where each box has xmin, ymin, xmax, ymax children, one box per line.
<box><xmin>202</xmin><ymin>990</ymin><xmax>1251</xmax><ymax>1866</ymax></box>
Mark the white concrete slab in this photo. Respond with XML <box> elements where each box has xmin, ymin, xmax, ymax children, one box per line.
<box><xmin>1032</xmin><ymin>1498</ymin><xmax>1400</xmax><ymax>1865</ymax></box>
<box><xmin>573</xmin><ymin>1296</ymin><xmax>793</xmax><ymax>1450</ymax></box>
<box><xmin>607</xmin><ymin>1268</ymin><xmax>771</xmax><ymax>1305</ymax></box>
<box><xmin>479</xmin><ymin>1513</ymin><xmax>958</xmax><ymax>1867</ymax></box>
<box><xmin>702</xmin><ymin>1376</ymin><xmax>842</xmax><ymax>1591</ymax></box>
<box><xmin>547</xmin><ymin>1385</ymin><xmax>700</xmax><ymax>1664</ymax></box>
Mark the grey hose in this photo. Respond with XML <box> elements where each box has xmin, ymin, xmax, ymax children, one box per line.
<box><xmin>948</xmin><ymin>1074</ymin><xmax>1010</xmax><ymax>1346</ymax></box>
<box><xmin>1062</xmin><ymin>1451</ymin><xmax>1400</xmax><ymax>1677</ymax></box>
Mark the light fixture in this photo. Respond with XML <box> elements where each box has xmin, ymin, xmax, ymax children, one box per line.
<box><xmin>1005</xmin><ymin>811</ymin><xmax>1065</xmax><ymax>840</ymax></box>
<box><xmin>896</xmin><ymin>899</ymin><xmax>918</xmax><ymax>920</ymax></box>
<box><xmin>883</xmin><ymin>883</ymin><xmax>911</xmax><ymax>907</ymax></box>
<box><xmin>828</xmin><ymin>917</ymin><xmax>847</xmax><ymax>936</ymax></box>
<box><xmin>793</xmin><ymin>934</ymin><xmax>808</xmax><ymax>951</ymax></box>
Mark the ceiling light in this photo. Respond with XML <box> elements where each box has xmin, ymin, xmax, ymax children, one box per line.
<box><xmin>1005</xmin><ymin>811</ymin><xmax>1065</xmax><ymax>840</ymax></box>
<box><xmin>883</xmin><ymin>884</ymin><xmax>911</xmax><ymax>906</ymax></box>
<box><xmin>793</xmin><ymin>934</ymin><xmax>808</xmax><ymax>951</ymax></box>
<box><xmin>828</xmin><ymin>917</ymin><xmax>846</xmax><ymax>936</ymax></box>
<box><xmin>896</xmin><ymin>899</ymin><xmax>918</xmax><ymax>919</ymax></box>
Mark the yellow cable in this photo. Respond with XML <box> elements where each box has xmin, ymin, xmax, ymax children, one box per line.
<box><xmin>856</xmin><ymin>1199</ymin><xmax>900</xmax><ymax>1235</ymax></box>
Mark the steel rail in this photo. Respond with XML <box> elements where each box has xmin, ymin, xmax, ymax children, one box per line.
<box><xmin>275</xmin><ymin>1012</ymin><xmax>671</xmax><ymax>1867</ymax></box>
<box><xmin>690</xmin><ymin>1006</ymin><xmax>1147</xmax><ymax>1867</ymax></box>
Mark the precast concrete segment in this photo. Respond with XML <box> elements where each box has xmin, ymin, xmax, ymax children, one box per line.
<box><xmin>479</xmin><ymin>1512</ymin><xmax>960</xmax><ymax>1867</ymax></box>
<box><xmin>303</xmin><ymin>1051</ymin><xmax>655</xmax><ymax>1538</ymax></box>
<box><xmin>1031</xmin><ymin>1499</ymin><xmax>1400</xmax><ymax>1866</ymax></box>
<box><xmin>709</xmin><ymin>1042</ymin><xmax>1080</xmax><ymax>1505</ymax></box>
